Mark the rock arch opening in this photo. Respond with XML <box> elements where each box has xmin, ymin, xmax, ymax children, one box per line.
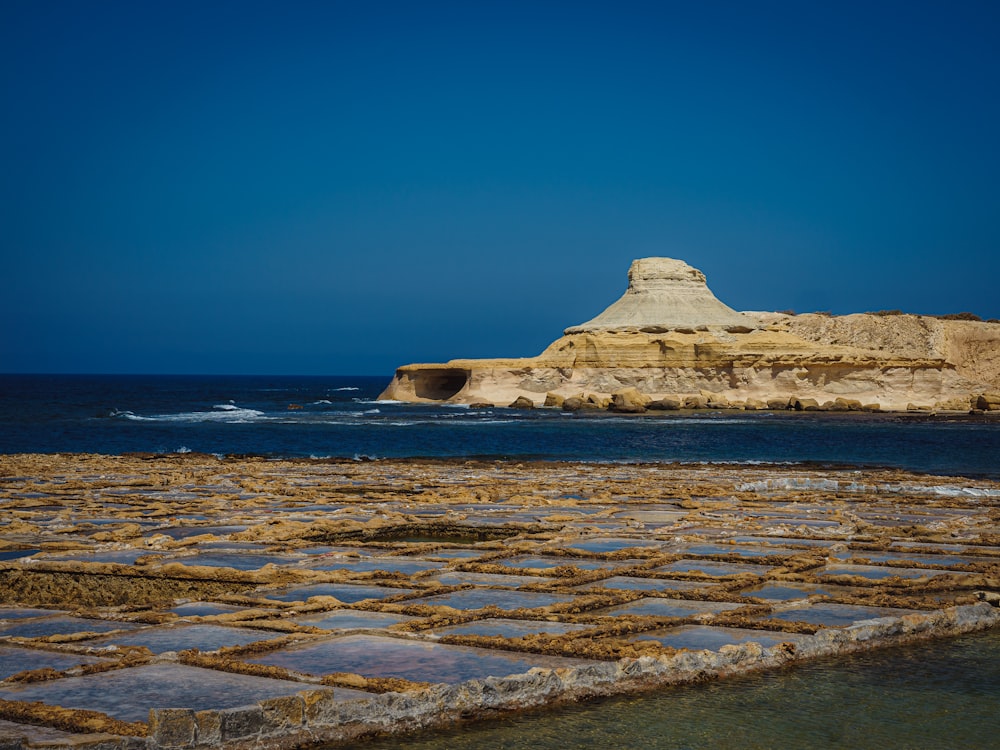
<box><xmin>413</xmin><ymin>368</ymin><xmax>470</xmax><ymax>401</ymax></box>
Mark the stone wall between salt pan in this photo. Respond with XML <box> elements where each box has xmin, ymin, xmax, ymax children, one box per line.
<box><xmin>133</xmin><ymin>603</ymin><xmax>1000</xmax><ymax>750</ymax></box>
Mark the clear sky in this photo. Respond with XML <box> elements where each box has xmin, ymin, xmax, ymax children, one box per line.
<box><xmin>3</xmin><ymin>1</ymin><xmax>999</xmax><ymax>375</ymax></box>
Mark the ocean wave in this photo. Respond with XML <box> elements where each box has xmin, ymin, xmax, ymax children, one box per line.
<box><xmin>114</xmin><ymin>406</ymin><xmax>268</xmax><ymax>424</ymax></box>
<box><xmin>175</xmin><ymin>446</ymin><xmax>192</xmax><ymax>454</ymax></box>
<box><xmin>364</xmin><ymin>408</ymin><xmax>380</xmax><ymax>415</ymax></box>
<box><xmin>213</xmin><ymin>403</ymin><xmax>239</xmax><ymax>411</ymax></box>
<box><xmin>332</xmin><ymin>387</ymin><xmax>360</xmax><ymax>392</ymax></box>
<box><xmin>313</xmin><ymin>399</ymin><xmax>332</xmax><ymax>405</ymax></box>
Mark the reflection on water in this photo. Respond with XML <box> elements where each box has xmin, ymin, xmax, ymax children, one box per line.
<box><xmin>341</xmin><ymin>629</ymin><xmax>1000</xmax><ymax>750</ymax></box>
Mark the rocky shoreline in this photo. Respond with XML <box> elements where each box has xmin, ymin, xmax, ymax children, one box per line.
<box><xmin>1</xmin><ymin>453</ymin><xmax>998</xmax><ymax>748</ymax></box>
<box><xmin>380</xmin><ymin>258</ymin><xmax>1000</xmax><ymax>413</ymax></box>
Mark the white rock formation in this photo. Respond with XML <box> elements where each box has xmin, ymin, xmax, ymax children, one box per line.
<box><xmin>566</xmin><ymin>257</ymin><xmax>751</xmax><ymax>332</ymax></box>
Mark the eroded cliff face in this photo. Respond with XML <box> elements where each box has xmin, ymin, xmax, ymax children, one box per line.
<box><xmin>380</xmin><ymin>259</ymin><xmax>1000</xmax><ymax>412</ymax></box>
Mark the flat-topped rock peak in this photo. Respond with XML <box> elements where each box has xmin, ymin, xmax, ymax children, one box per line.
<box><xmin>566</xmin><ymin>257</ymin><xmax>751</xmax><ymax>333</ymax></box>
<box><xmin>380</xmin><ymin>257</ymin><xmax>1000</xmax><ymax>412</ymax></box>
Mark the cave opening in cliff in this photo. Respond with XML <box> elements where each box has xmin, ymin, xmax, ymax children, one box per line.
<box><xmin>414</xmin><ymin>368</ymin><xmax>469</xmax><ymax>400</ymax></box>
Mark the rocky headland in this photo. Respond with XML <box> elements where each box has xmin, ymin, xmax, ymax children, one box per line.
<box><xmin>379</xmin><ymin>258</ymin><xmax>1000</xmax><ymax>413</ymax></box>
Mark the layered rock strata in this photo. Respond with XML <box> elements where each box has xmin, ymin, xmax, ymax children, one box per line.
<box><xmin>380</xmin><ymin>258</ymin><xmax>1000</xmax><ymax>412</ymax></box>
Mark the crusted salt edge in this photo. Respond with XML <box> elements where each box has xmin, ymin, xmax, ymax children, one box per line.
<box><xmin>138</xmin><ymin>603</ymin><xmax>1000</xmax><ymax>750</ymax></box>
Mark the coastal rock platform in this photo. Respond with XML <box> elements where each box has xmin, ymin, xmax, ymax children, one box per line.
<box><xmin>1</xmin><ymin>453</ymin><xmax>998</xmax><ymax>748</ymax></box>
<box><xmin>380</xmin><ymin>258</ymin><xmax>1000</xmax><ymax>412</ymax></box>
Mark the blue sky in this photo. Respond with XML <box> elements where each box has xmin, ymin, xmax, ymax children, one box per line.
<box><xmin>3</xmin><ymin>1</ymin><xmax>999</xmax><ymax>374</ymax></box>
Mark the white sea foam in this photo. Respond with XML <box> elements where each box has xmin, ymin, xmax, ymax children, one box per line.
<box><xmin>175</xmin><ymin>446</ymin><xmax>192</xmax><ymax>454</ymax></box>
<box><xmin>332</xmin><ymin>387</ymin><xmax>360</xmax><ymax>392</ymax></box>
<box><xmin>117</xmin><ymin>406</ymin><xmax>267</xmax><ymax>424</ymax></box>
<box><xmin>313</xmin><ymin>399</ymin><xmax>333</xmax><ymax>405</ymax></box>
<box><xmin>364</xmin><ymin>408</ymin><xmax>380</xmax><ymax>415</ymax></box>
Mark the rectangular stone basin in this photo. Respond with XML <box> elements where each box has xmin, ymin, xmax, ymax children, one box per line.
<box><xmin>731</xmin><ymin>536</ymin><xmax>833</xmax><ymax>548</ymax></box>
<box><xmin>0</xmin><ymin>549</ymin><xmax>40</xmax><ymax>561</ymax></box>
<box><xmin>429</xmin><ymin>572</ymin><xmax>549</xmax><ymax>588</ymax></box>
<box><xmin>495</xmin><ymin>557</ymin><xmax>627</xmax><ymax>571</ymax></box>
<box><xmin>0</xmin><ymin>646</ymin><xmax>110</xmax><ymax>680</ymax></box>
<box><xmin>0</xmin><ymin>607</ymin><xmax>64</xmax><ymax>621</ymax></box>
<box><xmin>83</xmin><ymin>624</ymin><xmax>284</xmax><ymax>653</ymax></box>
<box><xmin>292</xmin><ymin>610</ymin><xmax>416</xmax><ymax>630</ymax></box>
<box><xmin>655</xmin><ymin>560</ymin><xmax>774</xmax><ymax>577</ymax></box>
<box><xmin>305</xmin><ymin>557</ymin><xmax>439</xmax><ymax>574</ymax></box>
<box><xmin>156</xmin><ymin>525</ymin><xmax>247</xmax><ymax>540</ymax></box>
<box><xmin>431</xmin><ymin>618</ymin><xmax>590</xmax><ymax>637</ymax></box>
<box><xmin>739</xmin><ymin>582</ymin><xmax>838</xmax><ymax>601</ymax></box>
<box><xmin>830</xmin><ymin>550</ymin><xmax>976</xmax><ymax>567</ymax></box>
<box><xmin>763</xmin><ymin>602</ymin><xmax>922</xmax><ymax>627</ymax></box>
<box><xmin>163</xmin><ymin>552</ymin><xmax>304</xmax><ymax>570</ymax></box>
<box><xmin>421</xmin><ymin>549</ymin><xmax>485</xmax><ymax>560</ymax></box>
<box><xmin>170</xmin><ymin>602</ymin><xmax>248</xmax><ymax>617</ymax></box>
<box><xmin>0</xmin><ymin>663</ymin><xmax>361</xmax><ymax>723</ymax></box>
<box><xmin>591</xmin><ymin>598</ymin><xmax>743</xmax><ymax>619</ymax></box>
<box><xmin>261</xmin><ymin>583</ymin><xmax>413</xmax><ymax>604</ymax></box>
<box><xmin>614</xmin><ymin>510</ymin><xmax>687</xmax><ymax>525</ymax></box>
<box><xmin>244</xmin><ymin>634</ymin><xmax>594</xmax><ymax>684</ymax></box>
<box><xmin>817</xmin><ymin>564</ymin><xmax>951</xmax><ymax>581</ymax></box>
<box><xmin>675</xmin><ymin>543</ymin><xmax>801</xmax><ymax>559</ymax></box>
<box><xmin>416</xmin><ymin>590</ymin><xmax>574</xmax><ymax>611</ymax></box>
<box><xmin>573</xmin><ymin>577</ymin><xmax>717</xmax><ymax>593</ymax></box>
<box><xmin>46</xmin><ymin>550</ymin><xmax>166</xmax><ymax>565</ymax></box>
<box><xmin>0</xmin><ymin>616</ymin><xmax>142</xmax><ymax>639</ymax></box>
<box><xmin>632</xmin><ymin>625</ymin><xmax>810</xmax><ymax>651</ymax></box>
<box><xmin>561</xmin><ymin>538</ymin><xmax>664</xmax><ymax>553</ymax></box>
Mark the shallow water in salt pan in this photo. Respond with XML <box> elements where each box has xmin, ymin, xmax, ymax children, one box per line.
<box><xmin>84</xmin><ymin>623</ymin><xmax>283</xmax><ymax>653</ymax></box>
<box><xmin>245</xmin><ymin>634</ymin><xmax>594</xmax><ymax>683</ymax></box>
<box><xmin>292</xmin><ymin>610</ymin><xmax>415</xmax><ymax>630</ymax></box>
<box><xmin>0</xmin><ymin>616</ymin><xmax>141</xmax><ymax>638</ymax></box>
<box><xmin>261</xmin><ymin>583</ymin><xmax>413</xmax><ymax>603</ymax></box>
<box><xmin>417</xmin><ymin>589</ymin><xmax>574</xmax><ymax>611</ymax></box>
<box><xmin>764</xmin><ymin>602</ymin><xmax>920</xmax><ymax>627</ymax></box>
<box><xmin>0</xmin><ymin>664</ymin><xmax>355</xmax><ymax>723</ymax></box>
<box><xmin>594</xmin><ymin>598</ymin><xmax>743</xmax><ymax>618</ymax></box>
<box><xmin>631</xmin><ymin>624</ymin><xmax>809</xmax><ymax>651</ymax></box>
<box><xmin>431</xmin><ymin>618</ymin><xmax>589</xmax><ymax>637</ymax></box>
<box><xmin>0</xmin><ymin>646</ymin><xmax>109</xmax><ymax>680</ymax></box>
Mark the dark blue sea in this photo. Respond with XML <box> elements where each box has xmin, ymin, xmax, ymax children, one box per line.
<box><xmin>1</xmin><ymin>374</ymin><xmax>998</xmax><ymax>477</ymax></box>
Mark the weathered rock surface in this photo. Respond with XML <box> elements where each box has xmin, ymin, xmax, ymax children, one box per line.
<box><xmin>379</xmin><ymin>258</ymin><xmax>1000</xmax><ymax>412</ymax></box>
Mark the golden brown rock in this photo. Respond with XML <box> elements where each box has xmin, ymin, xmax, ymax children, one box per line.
<box><xmin>380</xmin><ymin>258</ymin><xmax>1000</xmax><ymax>412</ymax></box>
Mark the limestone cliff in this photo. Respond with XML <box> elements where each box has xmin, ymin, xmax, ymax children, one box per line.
<box><xmin>380</xmin><ymin>258</ymin><xmax>1000</xmax><ymax>412</ymax></box>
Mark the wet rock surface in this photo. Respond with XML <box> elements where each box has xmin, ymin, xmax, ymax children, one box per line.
<box><xmin>0</xmin><ymin>453</ymin><xmax>998</xmax><ymax>748</ymax></box>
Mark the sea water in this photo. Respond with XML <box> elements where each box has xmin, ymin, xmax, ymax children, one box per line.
<box><xmin>1</xmin><ymin>374</ymin><xmax>998</xmax><ymax>477</ymax></box>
